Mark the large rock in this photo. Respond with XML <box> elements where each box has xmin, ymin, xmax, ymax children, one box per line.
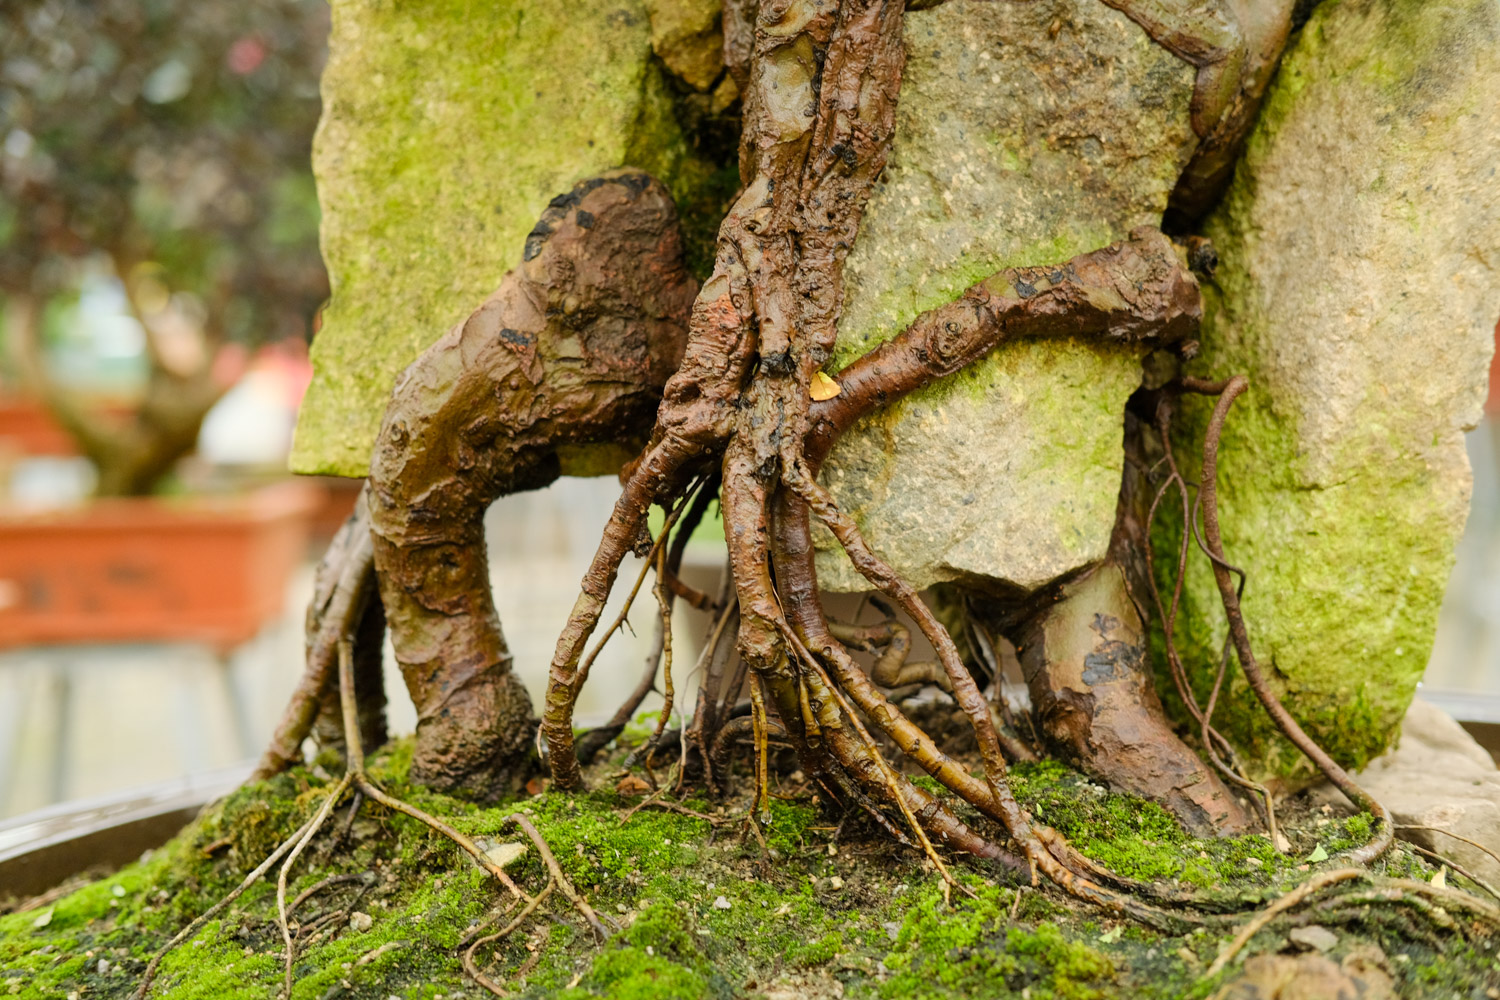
<box><xmin>290</xmin><ymin>0</ymin><xmax>709</xmax><ymax>477</ymax></box>
<box><xmin>1337</xmin><ymin>699</ymin><xmax>1500</xmax><ymax>886</ymax></box>
<box><xmin>1169</xmin><ymin>0</ymin><xmax>1500</xmax><ymax>780</ymax></box>
<box><xmin>813</xmin><ymin>0</ymin><xmax>1197</xmax><ymax>593</ymax></box>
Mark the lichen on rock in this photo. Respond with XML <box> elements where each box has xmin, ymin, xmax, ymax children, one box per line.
<box><xmin>290</xmin><ymin>0</ymin><xmax>715</xmax><ymax>477</ymax></box>
<box><xmin>1165</xmin><ymin>0</ymin><xmax>1500</xmax><ymax>781</ymax></box>
<box><xmin>814</xmin><ymin>0</ymin><xmax>1198</xmax><ymax>594</ymax></box>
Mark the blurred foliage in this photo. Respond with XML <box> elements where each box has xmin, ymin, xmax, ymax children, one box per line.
<box><xmin>0</xmin><ymin>0</ymin><xmax>330</xmax><ymax>346</ymax></box>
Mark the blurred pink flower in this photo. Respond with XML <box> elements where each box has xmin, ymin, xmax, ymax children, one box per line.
<box><xmin>227</xmin><ymin>36</ymin><xmax>267</xmax><ymax>75</ymax></box>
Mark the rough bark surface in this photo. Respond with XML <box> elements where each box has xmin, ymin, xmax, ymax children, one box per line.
<box><xmin>1011</xmin><ymin>564</ymin><xmax>1251</xmax><ymax>836</ymax></box>
<box><xmin>367</xmin><ymin>171</ymin><xmax>697</xmax><ymax>797</ymax></box>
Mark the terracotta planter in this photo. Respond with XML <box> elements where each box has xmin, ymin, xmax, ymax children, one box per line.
<box><xmin>0</xmin><ymin>395</ymin><xmax>133</xmax><ymax>457</ymax></box>
<box><xmin>0</xmin><ymin>481</ymin><xmax>322</xmax><ymax>651</ymax></box>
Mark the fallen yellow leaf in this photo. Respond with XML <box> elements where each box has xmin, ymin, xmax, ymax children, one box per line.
<box><xmin>810</xmin><ymin>371</ymin><xmax>842</xmax><ymax>401</ymax></box>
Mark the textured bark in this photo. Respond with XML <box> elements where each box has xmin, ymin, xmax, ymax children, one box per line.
<box><xmin>1011</xmin><ymin>563</ymin><xmax>1252</xmax><ymax>836</ymax></box>
<box><xmin>366</xmin><ymin>170</ymin><xmax>697</xmax><ymax>798</ymax></box>
<box><xmin>1102</xmin><ymin>0</ymin><xmax>1296</xmax><ymax>224</ymax></box>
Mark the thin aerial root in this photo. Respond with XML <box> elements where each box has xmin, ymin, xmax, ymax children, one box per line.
<box><xmin>1395</xmin><ymin>825</ymin><xmax>1500</xmax><ymax>871</ymax></box>
<box><xmin>1196</xmin><ymin>378</ymin><xmax>1392</xmax><ymax>865</ymax></box>
<box><xmin>639</xmin><ymin>542</ymin><xmax>677</xmax><ymax>767</ymax></box>
<box><xmin>324</xmin><ymin>639</ymin><xmax>533</xmax><ymax>904</ymax></box>
<box><xmin>787</xmin><ymin>629</ymin><xmax>968</xmax><ymax>903</ymax></box>
<box><xmin>133</xmin><ymin>814</ymin><xmax>319</xmax><ymax>998</ymax></box>
<box><xmin>278</xmin><ymin>772</ymin><xmax>354</xmax><ymax>997</ymax></box>
<box><xmin>462</xmin><ymin>880</ymin><xmax>556</xmax><ymax>998</ymax></box>
<box><xmin>749</xmin><ymin>678</ymin><xmax>771</xmax><ymax>823</ymax></box>
<box><xmin>1204</xmin><ymin>868</ymin><xmax>1366</xmax><ymax>978</ymax></box>
<box><xmin>253</xmin><ymin>513</ymin><xmax>376</xmax><ymax>781</ymax></box>
<box><xmin>1143</xmin><ymin>406</ymin><xmax>1281</xmax><ymax>845</ymax></box>
<box><xmin>504</xmin><ymin>813</ymin><xmax>610</xmax><ymax>940</ymax></box>
<box><xmin>572</xmin><ymin>482</ymin><xmax>699</xmax><ymax>698</ymax></box>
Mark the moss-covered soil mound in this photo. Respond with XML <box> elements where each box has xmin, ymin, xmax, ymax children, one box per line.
<box><xmin>4</xmin><ymin>734</ymin><xmax>1497</xmax><ymax>999</ymax></box>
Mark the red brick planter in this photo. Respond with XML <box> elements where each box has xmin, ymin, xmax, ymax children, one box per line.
<box><xmin>0</xmin><ymin>480</ymin><xmax>321</xmax><ymax>651</ymax></box>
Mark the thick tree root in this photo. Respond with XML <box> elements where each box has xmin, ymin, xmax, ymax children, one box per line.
<box><xmin>252</xmin><ymin>0</ymin><xmax>1413</xmax><ymax>944</ymax></box>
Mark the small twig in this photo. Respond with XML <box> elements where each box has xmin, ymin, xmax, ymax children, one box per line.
<box><xmin>462</xmin><ymin>880</ymin><xmax>555</xmax><ymax>997</ymax></box>
<box><xmin>504</xmin><ymin>813</ymin><xmax>609</xmax><ymax>940</ymax></box>
<box><xmin>1405</xmin><ymin>845</ymin><xmax>1500</xmax><ymax>903</ymax></box>
<box><xmin>354</xmin><ymin>939</ymin><xmax>409</xmax><ymax>968</ymax></box>
<box><xmin>1205</xmin><ymin>868</ymin><xmax>1366</xmax><ymax>978</ymax></box>
<box><xmin>620</xmin><ymin>799</ymin><xmax>727</xmax><ymax>826</ymax></box>
<box><xmin>288</xmin><ymin>872</ymin><xmax>371</xmax><ymax>918</ymax></box>
<box><xmin>1395</xmin><ymin>826</ymin><xmax>1500</xmax><ymax>871</ymax></box>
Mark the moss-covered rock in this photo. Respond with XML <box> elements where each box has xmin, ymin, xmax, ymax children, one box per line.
<box><xmin>290</xmin><ymin>0</ymin><xmax>719</xmax><ymax>477</ymax></box>
<box><xmin>813</xmin><ymin>0</ymin><xmax>1198</xmax><ymax>593</ymax></box>
<box><xmin>1163</xmin><ymin>0</ymin><xmax>1500</xmax><ymax>782</ymax></box>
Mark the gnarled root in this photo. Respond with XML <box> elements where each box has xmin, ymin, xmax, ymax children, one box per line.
<box><xmin>1007</xmin><ymin>561</ymin><xmax>1253</xmax><ymax>837</ymax></box>
<box><xmin>257</xmin><ymin>169</ymin><xmax>699</xmax><ymax>796</ymax></box>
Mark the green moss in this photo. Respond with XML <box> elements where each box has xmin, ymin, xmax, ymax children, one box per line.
<box><xmin>1156</xmin><ymin>0</ymin><xmax>1499</xmax><ymax>782</ymax></box>
<box><xmin>881</xmin><ymin>881</ymin><xmax>1115</xmax><ymax>1000</ymax></box>
<box><xmin>5</xmin><ymin>748</ymin><xmax>1494</xmax><ymax>999</ymax></box>
<box><xmin>291</xmin><ymin>0</ymin><xmax>724</xmax><ymax>477</ymax></box>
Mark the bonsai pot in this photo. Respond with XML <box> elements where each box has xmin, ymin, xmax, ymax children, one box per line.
<box><xmin>0</xmin><ymin>480</ymin><xmax>322</xmax><ymax>651</ymax></box>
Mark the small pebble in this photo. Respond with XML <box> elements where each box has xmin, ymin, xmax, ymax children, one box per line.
<box><xmin>616</xmin><ymin>903</ymin><xmax>628</xmax><ymax>913</ymax></box>
<box><xmin>828</xmin><ymin>876</ymin><xmax>844</xmax><ymax>890</ymax></box>
<box><xmin>1246</xmin><ymin>857</ymin><xmax>1263</xmax><ymax>868</ymax></box>
<box><xmin>111</xmin><ymin>885</ymin><xmax>126</xmax><ymax>898</ymax></box>
<box><xmin>713</xmin><ymin>895</ymin><xmax>731</xmax><ymax>910</ymax></box>
<box><xmin>1288</xmin><ymin>925</ymin><xmax>1338</xmax><ymax>953</ymax></box>
<box><xmin>349</xmin><ymin>911</ymin><xmax>374</xmax><ymax>933</ymax></box>
<box><xmin>97</xmin><ymin>960</ymin><xmax>110</xmax><ymax>975</ymax></box>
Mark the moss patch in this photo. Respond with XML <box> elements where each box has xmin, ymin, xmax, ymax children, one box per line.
<box><xmin>4</xmin><ymin>743</ymin><xmax>1496</xmax><ymax>998</ymax></box>
<box><xmin>291</xmin><ymin>0</ymin><xmax>724</xmax><ymax>477</ymax></box>
<box><xmin>1157</xmin><ymin>0</ymin><xmax>1500</xmax><ymax>782</ymax></box>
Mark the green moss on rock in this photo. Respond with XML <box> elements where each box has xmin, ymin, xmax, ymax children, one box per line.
<box><xmin>1160</xmin><ymin>0</ymin><xmax>1500</xmax><ymax>782</ymax></box>
<box><xmin>813</xmin><ymin>0</ymin><xmax>1198</xmax><ymax>594</ymax></box>
<box><xmin>290</xmin><ymin>0</ymin><xmax>719</xmax><ymax>477</ymax></box>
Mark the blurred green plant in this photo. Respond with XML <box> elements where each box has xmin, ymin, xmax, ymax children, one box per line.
<box><xmin>0</xmin><ymin>0</ymin><xmax>328</xmax><ymax>495</ymax></box>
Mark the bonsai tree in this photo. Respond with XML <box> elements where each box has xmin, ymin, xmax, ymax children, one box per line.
<box><xmin>0</xmin><ymin>0</ymin><xmax>328</xmax><ymax>496</ymax></box>
<box><xmin>8</xmin><ymin>0</ymin><xmax>1500</xmax><ymax>996</ymax></box>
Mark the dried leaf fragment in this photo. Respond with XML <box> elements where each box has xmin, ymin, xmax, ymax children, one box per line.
<box><xmin>809</xmin><ymin>371</ymin><xmax>841</xmax><ymax>401</ymax></box>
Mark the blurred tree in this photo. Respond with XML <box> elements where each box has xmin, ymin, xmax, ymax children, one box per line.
<box><xmin>0</xmin><ymin>0</ymin><xmax>328</xmax><ymax>495</ymax></box>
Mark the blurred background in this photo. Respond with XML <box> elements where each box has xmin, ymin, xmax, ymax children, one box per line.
<box><xmin>0</xmin><ymin>0</ymin><xmax>1495</xmax><ymax>832</ymax></box>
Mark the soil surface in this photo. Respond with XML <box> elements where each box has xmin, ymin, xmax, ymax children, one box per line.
<box><xmin>3</xmin><ymin>726</ymin><xmax>1497</xmax><ymax>999</ymax></box>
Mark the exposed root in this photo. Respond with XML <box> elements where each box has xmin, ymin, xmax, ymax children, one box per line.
<box><xmin>277</xmin><ymin>771</ymin><xmax>353</xmax><ymax>996</ymax></box>
<box><xmin>1205</xmin><ymin>868</ymin><xmax>1368</xmax><ymax>978</ymax></box>
<box><xmin>1396</xmin><ymin>825</ymin><xmax>1500</xmax><ymax>873</ymax></box>
<box><xmin>1144</xmin><ymin>392</ymin><xmax>1284</xmax><ymax>846</ymax></box>
<box><xmin>249</xmin><ymin>0</ymin><xmax>1433</xmax><ymax>955</ymax></box>
<box><xmin>1205</xmin><ymin>867</ymin><xmax>1500</xmax><ymax>981</ymax></box>
<box><xmin>1404</xmin><ymin>845</ymin><xmax>1500</xmax><ymax>904</ymax></box>
<box><xmin>462</xmin><ymin>880</ymin><xmax>555</xmax><ymax>997</ymax></box>
<box><xmin>133</xmin><ymin>813</ymin><xmax>319</xmax><ymax>998</ymax></box>
<box><xmin>1196</xmin><ymin>377</ymin><xmax>1393</xmax><ymax>865</ymax></box>
<box><xmin>502</xmin><ymin>813</ymin><xmax>610</xmax><ymax>940</ymax></box>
